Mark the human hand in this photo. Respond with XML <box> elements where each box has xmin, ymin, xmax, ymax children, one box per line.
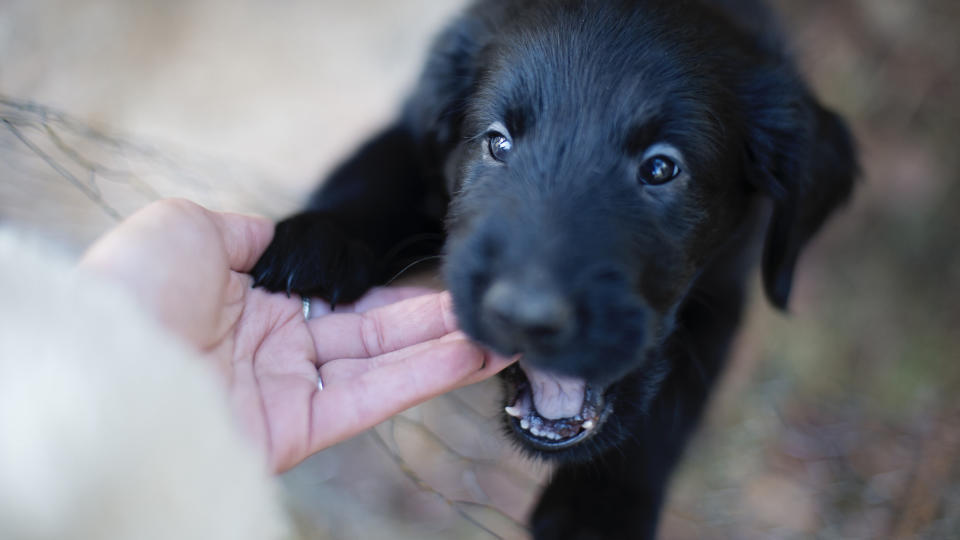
<box><xmin>80</xmin><ymin>199</ymin><xmax>513</xmax><ymax>472</ymax></box>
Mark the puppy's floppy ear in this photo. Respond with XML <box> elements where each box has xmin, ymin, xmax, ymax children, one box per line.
<box><xmin>404</xmin><ymin>15</ymin><xmax>491</xmax><ymax>160</ymax></box>
<box><xmin>741</xmin><ymin>67</ymin><xmax>857</xmax><ymax>310</ymax></box>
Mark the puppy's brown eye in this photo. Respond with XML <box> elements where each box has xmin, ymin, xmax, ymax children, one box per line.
<box><xmin>638</xmin><ymin>155</ymin><xmax>680</xmax><ymax>185</ymax></box>
<box><xmin>488</xmin><ymin>133</ymin><xmax>512</xmax><ymax>161</ymax></box>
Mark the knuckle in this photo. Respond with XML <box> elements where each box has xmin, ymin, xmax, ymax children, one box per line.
<box><xmin>438</xmin><ymin>292</ymin><xmax>458</xmax><ymax>334</ymax></box>
<box><xmin>359</xmin><ymin>312</ymin><xmax>387</xmax><ymax>357</ymax></box>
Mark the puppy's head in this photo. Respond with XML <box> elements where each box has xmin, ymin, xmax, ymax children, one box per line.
<box><xmin>430</xmin><ymin>3</ymin><xmax>855</xmax><ymax>461</ymax></box>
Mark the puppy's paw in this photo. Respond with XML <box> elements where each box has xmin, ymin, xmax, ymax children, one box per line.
<box><xmin>250</xmin><ymin>211</ymin><xmax>376</xmax><ymax>306</ymax></box>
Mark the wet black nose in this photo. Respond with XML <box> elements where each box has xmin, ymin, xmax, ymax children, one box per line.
<box><xmin>482</xmin><ymin>280</ymin><xmax>575</xmax><ymax>348</ymax></box>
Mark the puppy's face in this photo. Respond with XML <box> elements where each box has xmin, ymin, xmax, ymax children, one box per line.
<box><xmin>443</xmin><ymin>14</ymin><xmax>755</xmax><ymax>460</ymax></box>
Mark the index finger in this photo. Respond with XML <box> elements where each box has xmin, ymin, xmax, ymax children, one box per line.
<box><xmin>305</xmin><ymin>339</ymin><xmax>515</xmax><ymax>455</ymax></box>
<box><xmin>308</xmin><ymin>291</ymin><xmax>459</xmax><ymax>362</ymax></box>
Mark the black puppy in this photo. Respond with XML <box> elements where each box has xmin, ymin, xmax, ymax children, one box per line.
<box><xmin>252</xmin><ymin>0</ymin><xmax>856</xmax><ymax>537</ymax></box>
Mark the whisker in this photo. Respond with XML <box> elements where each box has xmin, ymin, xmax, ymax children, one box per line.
<box><xmin>385</xmin><ymin>255</ymin><xmax>445</xmax><ymax>286</ymax></box>
<box><xmin>381</xmin><ymin>232</ymin><xmax>445</xmax><ymax>263</ymax></box>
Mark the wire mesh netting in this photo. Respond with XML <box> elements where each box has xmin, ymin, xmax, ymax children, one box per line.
<box><xmin>2</xmin><ymin>0</ymin><xmax>959</xmax><ymax>538</ymax></box>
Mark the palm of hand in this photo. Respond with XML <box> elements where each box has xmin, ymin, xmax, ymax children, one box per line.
<box><xmin>81</xmin><ymin>200</ymin><xmax>509</xmax><ymax>472</ymax></box>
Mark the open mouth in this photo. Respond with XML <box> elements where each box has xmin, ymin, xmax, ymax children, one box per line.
<box><xmin>503</xmin><ymin>361</ymin><xmax>614</xmax><ymax>450</ymax></box>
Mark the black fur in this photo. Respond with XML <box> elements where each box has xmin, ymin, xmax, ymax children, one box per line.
<box><xmin>251</xmin><ymin>0</ymin><xmax>856</xmax><ymax>537</ymax></box>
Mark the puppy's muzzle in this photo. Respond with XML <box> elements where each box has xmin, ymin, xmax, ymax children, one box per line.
<box><xmin>481</xmin><ymin>278</ymin><xmax>576</xmax><ymax>352</ymax></box>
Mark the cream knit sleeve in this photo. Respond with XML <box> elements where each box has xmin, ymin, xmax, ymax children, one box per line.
<box><xmin>0</xmin><ymin>228</ymin><xmax>291</xmax><ymax>540</ymax></box>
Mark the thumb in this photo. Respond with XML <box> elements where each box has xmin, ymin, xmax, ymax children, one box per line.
<box><xmin>211</xmin><ymin>211</ymin><xmax>275</xmax><ymax>272</ymax></box>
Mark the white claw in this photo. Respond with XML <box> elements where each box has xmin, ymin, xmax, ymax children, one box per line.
<box><xmin>505</xmin><ymin>406</ymin><xmax>522</xmax><ymax>418</ymax></box>
<box><xmin>583</xmin><ymin>420</ymin><xmax>595</xmax><ymax>430</ymax></box>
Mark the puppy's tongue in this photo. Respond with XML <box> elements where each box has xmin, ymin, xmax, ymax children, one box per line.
<box><xmin>519</xmin><ymin>360</ymin><xmax>586</xmax><ymax>420</ymax></box>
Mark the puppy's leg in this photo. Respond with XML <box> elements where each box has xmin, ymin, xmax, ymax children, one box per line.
<box><xmin>530</xmin><ymin>393</ymin><xmax>699</xmax><ymax>540</ymax></box>
<box><xmin>251</xmin><ymin>9</ymin><xmax>488</xmax><ymax>303</ymax></box>
<box><xmin>251</xmin><ymin>123</ymin><xmax>445</xmax><ymax>304</ymax></box>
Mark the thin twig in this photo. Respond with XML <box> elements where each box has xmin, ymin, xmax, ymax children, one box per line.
<box><xmin>369</xmin><ymin>428</ymin><xmax>507</xmax><ymax>539</ymax></box>
<box><xmin>2</xmin><ymin>118</ymin><xmax>122</xmax><ymax>221</ymax></box>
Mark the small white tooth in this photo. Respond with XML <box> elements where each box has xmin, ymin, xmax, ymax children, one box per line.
<box><xmin>531</xmin><ymin>427</ymin><xmax>542</xmax><ymax>437</ymax></box>
<box><xmin>583</xmin><ymin>420</ymin><xmax>595</xmax><ymax>430</ymax></box>
<box><xmin>505</xmin><ymin>406</ymin><xmax>522</xmax><ymax>418</ymax></box>
<box><xmin>520</xmin><ymin>418</ymin><xmax>530</xmax><ymax>430</ymax></box>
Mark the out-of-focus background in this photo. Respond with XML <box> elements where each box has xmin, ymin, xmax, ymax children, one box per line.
<box><xmin>2</xmin><ymin>0</ymin><xmax>958</xmax><ymax>538</ymax></box>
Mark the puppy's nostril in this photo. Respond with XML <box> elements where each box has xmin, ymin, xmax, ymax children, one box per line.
<box><xmin>483</xmin><ymin>280</ymin><xmax>574</xmax><ymax>346</ymax></box>
<box><xmin>524</xmin><ymin>323</ymin><xmax>563</xmax><ymax>340</ymax></box>
<box><xmin>589</xmin><ymin>265</ymin><xmax>630</xmax><ymax>286</ymax></box>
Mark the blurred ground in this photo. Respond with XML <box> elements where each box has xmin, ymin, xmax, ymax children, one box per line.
<box><xmin>1</xmin><ymin>0</ymin><xmax>958</xmax><ymax>538</ymax></box>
